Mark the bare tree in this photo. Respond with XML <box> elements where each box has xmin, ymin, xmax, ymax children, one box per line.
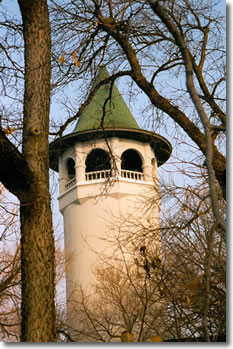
<box><xmin>0</xmin><ymin>0</ymin><xmax>226</xmax><ymax>342</ymax></box>
<box><xmin>56</xmin><ymin>264</ymin><xmax>166</xmax><ymax>342</ymax></box>
<box><xmin>0</xmin><ymin>0</ymin><xmax>56</xmax><ymax>341</ymax></box>
<box><xmin>147</xmin><ymin>0</ymin><xmax>225</xmax><ymax>233</ymax></box>
<box><xmin>47</xmin><ymin>6</ymin><xmax>226</xmax><ymax>335</ymax></box>
<box><xmin>55</xmin><ymin>172</ymin><xmax>225</xmax><ymax>342</ymax></box>
<box><xmin>49</xmin><ymin>0</ymin><xmax>226</xmax><ymax>211</ymax></box>
<box><xmin>0</xmin><ymin>246</ymin><xmax>21</xmax><ymax>342</ymax></box>
<box><xmin>0</xmin><ymin>185</ymin><xmax>66</xmax><ymax>342</ymax></box>
<box><xmin>159</xmin><ymin>178</ymin><xmax>226</xmax><ymax>341</ymax></box>
<box><xmin>0</xmin><ymin>185</ymin><xmax>21</xmax><ymax>342</ymax></box>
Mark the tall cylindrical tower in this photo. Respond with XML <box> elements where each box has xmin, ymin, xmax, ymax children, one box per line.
<box><xmin>49</xmin><ymin>66</ymin><xmax>172</xmax><ymax>329</ymax></box>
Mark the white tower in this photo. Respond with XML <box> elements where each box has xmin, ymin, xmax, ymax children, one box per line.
<box><xmin>49</xmin><ymin>66</ymin><xmax>171</xmax><ymax>329</ymax></box>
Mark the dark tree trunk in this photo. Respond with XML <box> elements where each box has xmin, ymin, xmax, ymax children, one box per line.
<box><xmin>17</xmin><ymin>0</ymin><xmax>56</xmax><ymax>342</ymax></box>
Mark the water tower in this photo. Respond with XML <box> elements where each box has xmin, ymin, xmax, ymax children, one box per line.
<box><xmin>49</xmin><ymin>66</ymin><xmax>171</xmax><ymax>329</ymax></box>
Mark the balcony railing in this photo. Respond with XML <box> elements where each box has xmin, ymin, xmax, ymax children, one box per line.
<box><xmin>65</xmin><ymin>177</ymin><xmax>76</xmax><ymax>190</ymax></box>
<box><xmin>121</xmin><ymin>170</ymin><xmax>144</xmax><ymax>181</ymax></box>
<box><xmin>85</xmin><ymin>169</ymin><xmax>112</xmax><ymax>181</ymax></box>
<box><xmin>65</xmin><ymin>169</ymin><xmax>145</xmax><ymax>190</ymax></box>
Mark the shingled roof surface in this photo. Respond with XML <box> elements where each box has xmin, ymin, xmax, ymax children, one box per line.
<box><xmin>72</xmin><ymin>66</ymin><xmax>140</xmax><ymax>133</ymax></box>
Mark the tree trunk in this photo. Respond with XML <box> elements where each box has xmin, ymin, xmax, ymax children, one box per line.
<box><xmin>17</xmin><ymin>0</ymin><xmax>56</xmax><ymax>341</ymax></box>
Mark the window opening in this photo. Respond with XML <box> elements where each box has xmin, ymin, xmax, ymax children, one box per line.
<box><xmin>121</xmin><ymin>149</ymin><xmax>143</xmax><ymax>172</ymax></box>
<box><xmin>85</xmin><ymin>149</ymin><xmax>111</xmax><ymax>173</ymax></box>
<box><xmin>67</xmin><ymin>158</ymin><xmax>75</xmax><ymax>179</ymax></box>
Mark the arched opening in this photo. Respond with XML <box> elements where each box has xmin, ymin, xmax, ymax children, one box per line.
<box><xmin>66</xmin><ymin>158</ymin><xmax>75</xmax><ymax>180</ymax></box>
<box><xmin>85</xmin><ymin>149</ymin><xmax>111</xmax><ymax>180</ymax></box>
<box><xmin>64</xmin><ymin>158</ymin><xmax>76</xmax><ymax>190</ymax></box>
<box><xmin>121</xmin><ymin>149</ymin><xmax>144</xmax><ymax>180</ymax></box>
<box><xmin>121</xmin><ymin>149</ymin><xmax>143</xmax><ymax>172</ymax></box>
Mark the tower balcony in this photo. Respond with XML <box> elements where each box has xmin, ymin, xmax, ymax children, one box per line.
<box><xmin>85</xmin><ymin>169</ymin><xmax>145</xmax><ymax>183</ymax></box>
<box><xmin>64</xmin><ymin>168</ymin><xmax>146</xmax><ymax>192</ymax></box>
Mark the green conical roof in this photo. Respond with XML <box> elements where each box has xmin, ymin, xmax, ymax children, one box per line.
<box><xmin>72</xmin><ymin>66</ymin><xmax>139</xmax><ymax>133</ymax></box>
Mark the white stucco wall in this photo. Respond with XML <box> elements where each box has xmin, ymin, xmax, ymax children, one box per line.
<box><xmin>58</xmin><ymin>137</ymin><xmax>161</xmax><ymax>324</ymax></box>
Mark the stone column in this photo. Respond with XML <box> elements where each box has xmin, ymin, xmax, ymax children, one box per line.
<box><xmin>143</xmin><ymin>143</ymin><xmax>153</xmax><ymax>181</ymax></box>
<box><xmin>110</xmin><ymin>137</ymin><xmax>121</xmax><ymax>177</ymax></box>
<box><xmin>58</xmin><ymin>155</ymin><xmax>68</xmax><ymax>194</ymax></box>
<box><xmin>75</xmin><ymin>143</ymin><xmax>86</xmax><ymax>183</ymax></box>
